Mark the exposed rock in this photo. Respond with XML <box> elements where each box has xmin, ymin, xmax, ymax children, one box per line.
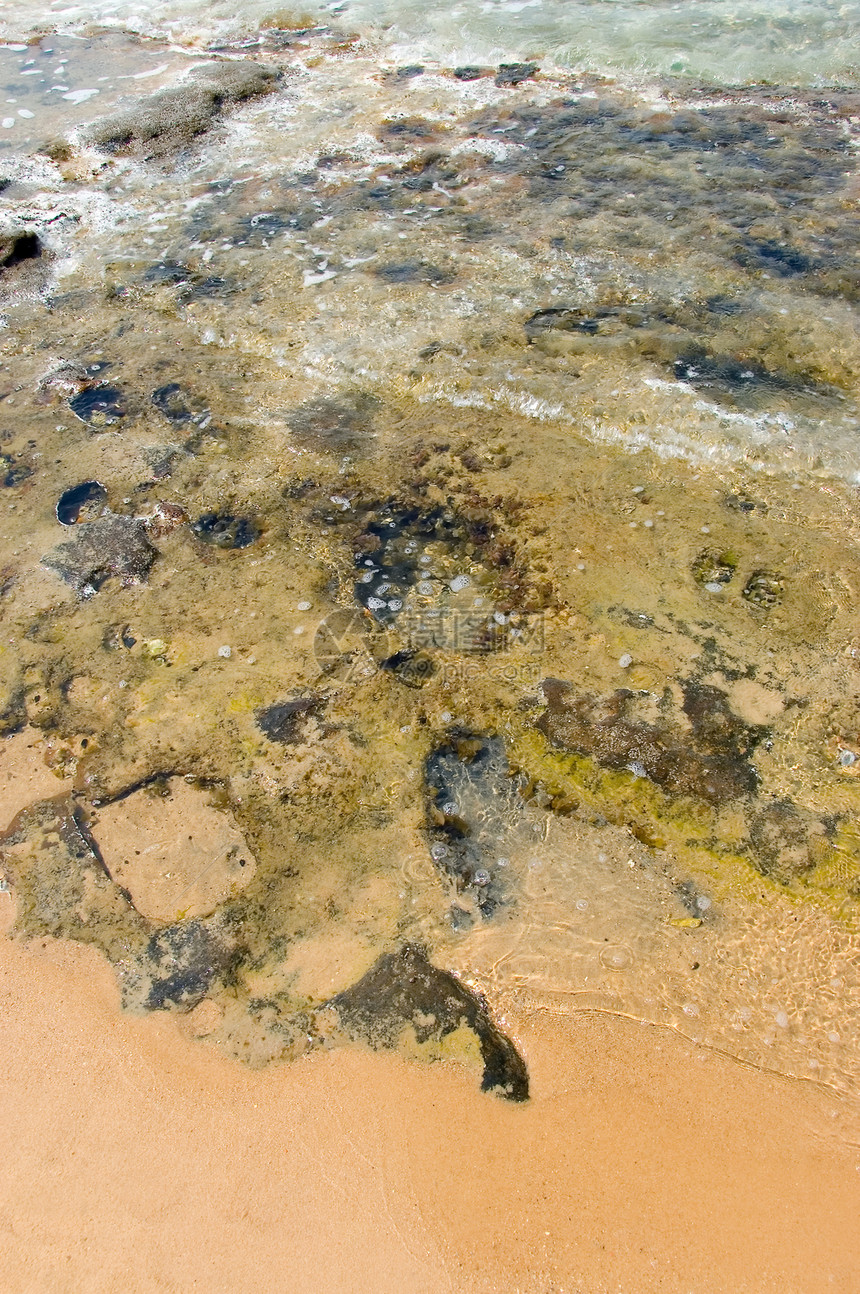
<box><xmin>87</xmin><ymin>777</ymin><xmax>257</xmax><ymax>922</ymax></box>
<box><xmin>42</xmin><ymin>516</ymin><xmax>156</xmax><ymax>596</ymax></box>
<box><xmin>88</xmin><ymin>61</ymin><xmax>281</xmax><ymax>158</ymax></box>
<box><xmin>0</xmin><ymin>230</ymin><xmax>42</xmax><ymax>271</ymax></box>
<box><xmin>323</xmin><ymin>945</ymin><xmax>529</xmax><ymax>1100</ymax></box>
<box><xmin>495</xmin><ymin>63</ymin><xmax>538</xmax><ymax>86</ymax></box>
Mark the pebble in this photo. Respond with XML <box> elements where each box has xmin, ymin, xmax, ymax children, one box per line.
<box><xmin>218</xmin><ymin>645</ymin><xmax>232</xmax><ymax>658</ymax></box>
<box><xmin>619</xmin><ymin>653</ymin><xmax>633</xmax><ymax>668</ymax></box>
<box><xmin>296</xmin><ymin>600</ymin><xmax>312</xmax><ymax>611</ymax></box>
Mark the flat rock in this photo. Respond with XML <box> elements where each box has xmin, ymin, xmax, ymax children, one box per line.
<box><xmin>90</xmin><ymin>777</ymin><xmax>257</xmax><ymax>922</ymax></box>
<box><xmin>42</xmin><ymin>516</ymin><xmax>155</xmax><ymax>596</ymax></box>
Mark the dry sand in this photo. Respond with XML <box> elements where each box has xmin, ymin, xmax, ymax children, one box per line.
<box><xmin>1</xmin><ymin>921</ymin><xmax>859</xmax><ymax>1294</ymax></box>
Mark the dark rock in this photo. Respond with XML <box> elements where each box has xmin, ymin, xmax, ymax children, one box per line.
<box><xmin>742</xmin><ymin>570</ymin><xmax>783</xmax><ymax>608</ymax></box>
<box><xmin>495</xmin><ymin>63</ymin><xmax>537</xmax><ymax>86</ymax></box>
<box><xmin>525</xmin><ymin>307</ymin><xmax>603</xmax><ymax>339</ymax></box>
<box><xmin>177</xmin><ymin>274</ymin><xmax>237</xmax><ymax>301</ymax></box>
<box><xmin>1</xmin><ymin>455</ymin><xmax>34</xmax><ymax>489</ymax></box>
<box><xmin>0</xmin><ymin>230</ymin><xmax>41</xmax><ymax>271</ymax></box>
<box><xmin>723</xmin><ymin>492</ymin><xmax>765</xmax><ymax>514</ymax></box>
<box><xmin>324</xmin><ymin>945</ymin><xmax>529</xmax><ymax>1100</ymax></box>
<box><xmin>380</xmin><ymin>116</ymin><xmax>442</xmax><ymax>143</ymax></box>
<box><xmin>42</xmin><ymin>516</ymin><xmax>156</xmax><ymax>596</ymax></box>
<box><xmin>375</xmin><ymin>261</ymin><xmax>456</xmax><ymax>285</ymax></box>
<box><xmin>452</xmin><ymin>66</ymin><xmax>486</xmax><ymax>81</ymax></box>
<box><xmin>68</xmin><ymin>384</ymin><xmax>126</xmax><ymax>426</ymax></box>
<box><xmin>143</xmin><ymin>261</ymin><xmax>190</xmax><ymax>285</ymax></box>
<box><xmin>424</xmin><ymin>733</ymin><xmax>525</xmax><ymax>919</ymax></box>
<box><xmin>286</xmin><ymin>394</ymin><xmax>377</xmax><ymax>454</ymax></box>
<box><xmin>256</xmin><ymin>697</ymin><xmax>319</xmax><ymax>744</ymax></box>
<box><xmin>352</xmin><ymin>503</ymin><xmax>489</xmax><ymax>627</ymax></box>
<box><xmin>735</xmin><ymin>238</ymin><xmax>817</xmax><ymax>277</ymax></box>
<box><xmin>138</xmin><ymin>918</ymin><xmax>239</xmax><ymax>1010</ymax></box>
<box><xmin>191</xmin><ymin>512</ymin><xmax>261</xmax><ymax>550</ymax></box>
<box><xmin>395</xmin><ymin>64</ymin><xmax>425</xmax><ymax>79</ymax></box>
<box><xmin>673</xmin><ymin>348</ymin><xmax>804</xmax><ymax>399</ymax></box>
<box><xmin>88</xmin><ymin>61</ymin><xmax>281</xmax><ymax>158</ymax></box>
<box><xmin>537</xmin><ymin>679</ymin><xmax>762</xmax><ymax>803</ymax></box>
<box><xmin>379</xmin><ymin>648</ymin><xmax>436</xmax><ymax>688</ymax></box>
<box><xmin>56</xmin><ymin>480</ymin><xmax>107</xmax><ymax>525</ymax></box>
<box><xmin>152</xmin><ymin>382</ymin><xmax>192</xmax><ymax>423</ymax></box>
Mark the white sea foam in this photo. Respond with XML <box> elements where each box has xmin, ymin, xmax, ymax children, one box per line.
<box><xmin>1</xmin><ymin>0</ymin><xmax>858</xmax><ymax>87</ymax></box>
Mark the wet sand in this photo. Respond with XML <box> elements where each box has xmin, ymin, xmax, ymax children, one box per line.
<box><xmin>1</xmin><ymin>923</ymin><xmax>859</xmax><ymax>1293</ymax></box>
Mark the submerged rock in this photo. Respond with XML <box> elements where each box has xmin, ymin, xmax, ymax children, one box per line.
<box><xmin>151</xmin><ymin>382</ymin><xmax>192</xmax><ymax>423</ymax></box>
<box><xmin>42</xmin><ymin>516</ymin><xmax>156</xmax><ymax>595</ymax></box>
<box><xmin>425</xmin><ymin>733</ymin><xmax>529</xmax><ymax>920</ymax></box>
<box><xmin>256</xmin><ymin>697</ymin><xmax>320</xmax><ymax>744</ymax></box>
<box><xmin>0</xmin><ymin>797</ymin><xmax>146</xmax><ymax>956</ymax></box>
<box><xmin>324</xmin><ymin>945</ymin><xmax>529</xmax><ymax>1100</ymax></box>
<box><xmin>192</xmin><ymin>512</ymin><xmax>261</xmax><ymax>550</ymax></box>
<box><xmin>88</xmin><ymin>60</ymin><xmax>281</xmax><ymax>158</ymax></box>
<box><xmin>131</xmin><ymin>917</ymin><xmax>241</xmax><ymax>1012</ymax></box>
<box><xmin>286</xmin><ymin>394</ymin><xmax>377</xmax><ymax>454</ymax></box>
<box><xmin>68</xmin><ymin>384</ymin><xmax>126</xmax><ymax>426</ymax></box>
<box><xmin>537</xmin><ymin>679</ymin><xmax>762</xmax><ymax>804</ymax></box>
<box><xmin>86</xmin><ymin>777</ymin><xmax>257</xmax><ymax>922</ymax></box>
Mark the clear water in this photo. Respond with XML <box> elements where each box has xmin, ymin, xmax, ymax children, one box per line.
<box><xmin>2</xmin><ymin>0</ymin><xmax>860</xmax><ymax>85</ymax></box>
<box><xmin>0</xmin><ymin>7</ymin><xmax>859</xmax><ymax>1103</ymax></box>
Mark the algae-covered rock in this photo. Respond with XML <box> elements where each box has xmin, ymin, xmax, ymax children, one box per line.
<box><xmin>88</xmin><ymin>61</ymin><xmax>281</xmax><ymax>158</ymax></box>
<box><xmin>0</xmin><ymin>796</ymin><xmax>147</xmax><ymax>956</ymax></box>
<box><xmin>536</xmin><ymin>679</ymin><xmax>762</xmax><ymax>804</ymax></box>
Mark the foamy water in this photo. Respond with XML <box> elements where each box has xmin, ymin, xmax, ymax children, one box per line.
<box><xmin>2</xmin><ymin>0</ymin><xmax>860</xmax><ymax>85</ymax></box>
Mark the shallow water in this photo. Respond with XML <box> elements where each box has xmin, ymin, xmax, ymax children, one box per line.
<box><xmin>0</xmin><ymin>19</ymin><xmax>859</xmax><ymax>1106</ymax></box>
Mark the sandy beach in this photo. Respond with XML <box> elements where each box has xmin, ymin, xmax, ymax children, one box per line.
<box><xmin>2</xmin><ymin>919</ymin><xmax>859</xmax><ymax>1294</ymax></box>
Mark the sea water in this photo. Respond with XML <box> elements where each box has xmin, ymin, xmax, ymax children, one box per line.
<box><xmin>0</xmin><ymin>1</ymin><xmax>859</xmax><ymax>1102</ymax></box>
